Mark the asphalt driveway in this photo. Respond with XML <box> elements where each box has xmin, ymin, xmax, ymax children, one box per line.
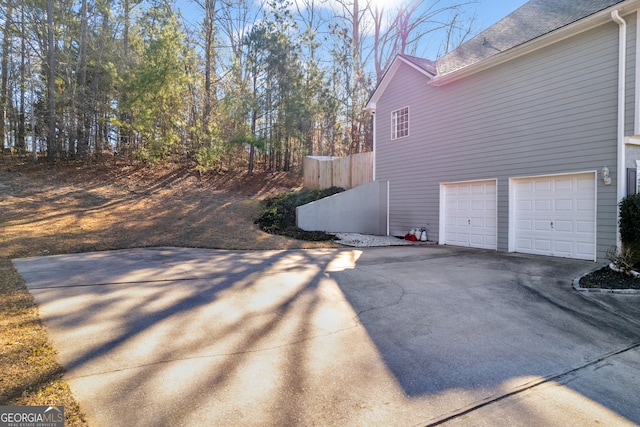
<box><xmin>13</xmin><ymin>246</ymin><xmax>640</xmax><ymax>426</ymax></box>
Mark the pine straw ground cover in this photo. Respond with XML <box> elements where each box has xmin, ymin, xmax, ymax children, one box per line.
<box><xmin>0</xmin><ymin>161</ymin><xmax>336</xmax><ymax>425</ymax></box>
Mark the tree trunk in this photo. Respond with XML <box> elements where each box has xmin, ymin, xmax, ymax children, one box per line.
<box><xmin>350</xmin><ymin>0</ymin><xmax>362</xmax><ymax>155</ymax></box>
<box><xmin>76</xmin><ymin>0</ymin><xmax>89</xmax><ymax>158</ymax></box>
<box><xmin>17</xmin><ymin>4</ymin><xmax>25</xmax><ymax>155</ymax></box>
<box><xmin>284</xmin><ymin>135</ymin><xmax>290</xmax><ymax>171</ymax></box>
<box><xmin>203</xmin><ymin>0</ymin><xmax>216</xmax><ymax>135</ymax></box>
<box><xmin>1</xmin><ymin>1</ymin><xmax>12</xmax><ymax>152</ymax></box>
<box><xmin>89</xmin><ymin>7</ymin><xmax>110</xmax><ymax>155</ymax></box>
<box><xmin>118</xmin><ymin>0</ymin><xmax>131</xmax><ymax>154</ymax></box>
<box><xmin>46</xmin><ymin>0</ymin><xmax>57</xmax><ymax>163</ymax></box>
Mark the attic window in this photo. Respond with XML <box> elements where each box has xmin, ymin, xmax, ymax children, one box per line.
<box><xmin>392</xmin><ymin>107</ymin><xmax>409</xmax><ymax>140</ymax></box>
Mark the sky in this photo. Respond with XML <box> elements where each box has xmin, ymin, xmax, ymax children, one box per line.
<box><xmin>178</xmin><ymin>0</ymin><xmax>531</xmax><ymax>60</ymax></box>
<box><xmin>411</xmin><ymin>0</ymin><xmax>530</xmax><ymax>58</ymax></box>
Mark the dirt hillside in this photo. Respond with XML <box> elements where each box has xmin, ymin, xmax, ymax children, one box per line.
<box><xmin>0</xmin><ymin>162</ymin><xmax>337</xmax><ymax>259</ymax></box>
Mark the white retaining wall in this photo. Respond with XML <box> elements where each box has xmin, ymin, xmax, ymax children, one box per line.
<box><xmin>296</xmin><ymin>181</ymin><xmax>389</xmax><ymax>235</ymax></box>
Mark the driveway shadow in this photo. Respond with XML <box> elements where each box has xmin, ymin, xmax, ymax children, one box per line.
<box><xmin>13</xmin><ymin>246</ymin><xmax>640</xmax><ymax>426</ymax></box>
<box><xmin>330</xmin><ymin>246</ymin><xmax>640</xmax><ymax>423</ymax></box>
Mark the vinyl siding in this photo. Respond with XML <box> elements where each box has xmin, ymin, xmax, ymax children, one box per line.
<box><xmin>625</xmin><ymin>13</ymin><xmax>637</xmax><ymax>135</ymax></box>
<box><xmin>376</xmin><ymin>20</ymin><xmax>623</xmax><ymax>261</ymax></box>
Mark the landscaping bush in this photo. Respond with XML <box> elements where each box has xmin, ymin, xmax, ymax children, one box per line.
<box><xmin>255</xmin><ymin>186</ymin><xmax>345</xmax><ymax>240</ymax></box>
<box><xmin>619</xmin><ymin>193</ymin><xmax>640</xmax><ymax>265</ymax></box>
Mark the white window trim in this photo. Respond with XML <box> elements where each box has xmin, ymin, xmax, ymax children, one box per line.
<box><xmin>391</xmin><ymin>106</ymin><xmax>409</xmax><ymax>140</ymax></box>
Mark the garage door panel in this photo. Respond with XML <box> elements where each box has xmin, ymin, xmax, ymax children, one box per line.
<box><xmin>535</xmin><ymin>180</ymin><xmax>552</xmax><ymax>192</ymax></box>
<box><xmin>470</xmin><ymin>217</ymin><xmax>483</xmax><ymax>227</ymax></box>
<box><xmin>517</xmin><ymin>219</ymin><xmax>533</xmax><ymax>231</ymax></box>
<box><xmin>469</xmin><ymin>234</ymin><xmax>484</xmax><ymax>246</ymax></box>
<box><xmin>453</xmin><ymin>233</ymin><xmax>469</xmax><ymax>245</ymax></box>
<box><xmin>577</xmin><ymin>221</ymin><xmax>594</xmax><ymax>233</ymax></box>
<box><xmin>535</xmin><ymin>199</ymin><xmax>552</xmax><ymax>212</ymax></box>
<box><xmin>534</xmin><ymin>220</ymin><xmax>552</xmax><ymax>232</ymax></box>
<box><xmin>535</xmin><ymin>239</ymin><xmax>552</xmax><ymax>251</ymax></box>
<box><xmin>516</xmin><ymin>238</ymin><xmax>533</xmax><ymax>250</ymax></box>
<box><xmin>443</xmin><ymin>180</ymin><xmax>497</xmax><ymax>250</ymax></box>
<box><xmin>555</xmin><ymin>199</ymin><xmax>573</xmax><ymax>211</ymax></box>
<box><xmin>554</xmin><ymin>240</ymin><xmax>573</xmax><ymax>252</ymax></box>
<box><xmin>554</xmin><ymin>178</ymin><xmax>573</xmax><ymax>191</ymax></box>
<box><xmin>471</xmin><ymin>200</ymin><xmax>487</xmax><ymax>211</ymax></box>
<box><xmin>470</xmin><ymin>233</ymin><xmax>496</xmax><ymax>247</ymax></box>
<box><xmin>513</xmin><ymin>173</ymin><xmax>596</xmax><ymax>261</ymax></box>
<box><xmin>457</xmin><ymin>185</ymin><xmax>470</xmax><ymax>196</ymax></box>
<box><xmin>470</xmin><ymin>184</ymin><xmax>485</xmax><ymax>195</ymax></box>
<box><xmin>516</xmin><ymin>200</ymin><xmax>533</xmax><ymax>212</ymax></box>
<box><xmin>458</xmin><ymin>200</ymin><xmax>470</xmax><ymax>210</ymax></box>
<box><xmin>554</xmin><ymin>220</ymin><xmax>573</xmax><ymax>232</ymax></box>
<box><xmin>516</xmin><ymin>180</ymin><xmax>532</xmax><ymax>191</ymax></box>
<box><xmin>577</xmin><ymin>178</ymin><xmax>593</xmax><ymax>190</ymax></box>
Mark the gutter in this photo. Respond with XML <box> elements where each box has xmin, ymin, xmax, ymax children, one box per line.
<box><xmin>612</xmin><ymin>9</ymin><xmax>626</xmax><ymax>250</ymax></box>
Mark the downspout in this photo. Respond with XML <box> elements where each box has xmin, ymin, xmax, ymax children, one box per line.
<box><xmin>612</xmin><ymin>10</ymin><xmax>626</xmax><ymax>251</ymax></box>
<box><xmin>371</xmin><ymin>110</ymin><xmax>376</xmax><ymax>181</ymax></box>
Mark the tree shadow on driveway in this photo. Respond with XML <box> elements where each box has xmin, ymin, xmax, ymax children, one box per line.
<box><xmin>13</xmin><ymin>246</ymin><xmax>640</xmax><ymax>426</ymax></box>
<box><xmin>330</xmin><ymin>246</ymin><xmax>640</xmax><ymax>424</ymax></box>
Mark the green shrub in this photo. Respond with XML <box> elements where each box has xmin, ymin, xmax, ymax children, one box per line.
<box><xmin>195</xmin><ymin>145</ymin><xmax>223</xmax><ymax>173</ymax></box>
<box><xmin>619</xmin><ymin>193</ymin><xmax>640</xmax><ymax>264</ymax></box>
<box><xmin>255</xmin><ymin>187</ymin><xmax>344</xmax><ymax>240</ymax></box>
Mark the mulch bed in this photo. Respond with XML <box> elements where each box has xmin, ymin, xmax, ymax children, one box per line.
<box><xmin>579</xmin><ymin>265</ymin><xmax>640</xmax><ymax>290</ymax></box>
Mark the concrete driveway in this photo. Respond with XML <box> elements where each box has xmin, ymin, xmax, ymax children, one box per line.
<box><xmin>13</xmin><ymin>246</ymin><xmax>640</xmax><ymax>426</ymax></box>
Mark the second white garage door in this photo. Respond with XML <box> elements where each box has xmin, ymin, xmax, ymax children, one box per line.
<box><xmin>441</xmin><ymin>180</ymin><xmax>497</xmax><ymax>250</ymax></box>
<box><xmin>511</xmin><ymin>172</ymin><xmax>596</xmax><ymax>261</ymax></box>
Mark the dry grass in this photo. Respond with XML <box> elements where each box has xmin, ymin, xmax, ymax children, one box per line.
<box><xmin>0</xmin><ymin>161</ymin><xmax>335</xmax><ymax>425</ymax></box>
<box><xmin>0</xmin><ymin>260</ymin><xmax>87</xmax><ymax>425</ymax></box>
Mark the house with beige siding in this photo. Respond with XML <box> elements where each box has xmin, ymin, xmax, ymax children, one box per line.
<box><xmin>365</xmin><ymin>0</ymin><xmax>640</xmax><ymax>262</ymax></box>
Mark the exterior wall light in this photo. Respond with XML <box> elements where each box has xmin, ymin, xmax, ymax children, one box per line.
<box><xmin>602</xmin><ymin>166</ymin><xmax>612</xmax><ymax>185</ymax></box>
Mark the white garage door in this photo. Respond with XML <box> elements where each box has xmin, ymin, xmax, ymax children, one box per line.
<box><xmin>512</xmin><ymin>173</ymin><xmax>596</xmax><ymax>261</ymax></box>
<box><xmin>442</xmin><ymin>180</ymin><xmax>497</xmax><ymax>250</ymax></box>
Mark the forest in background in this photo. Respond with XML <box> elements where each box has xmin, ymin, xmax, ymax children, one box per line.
<box><xmin>0</xmin><ymin>0</ymin><xmax>476</xmax><ymax>174</ymax></box>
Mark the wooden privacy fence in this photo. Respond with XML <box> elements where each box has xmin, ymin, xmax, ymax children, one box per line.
<box><xmin>303</xmin><ymin>152</ymin><xmax>373</xmax><ymax>190</ymax></box>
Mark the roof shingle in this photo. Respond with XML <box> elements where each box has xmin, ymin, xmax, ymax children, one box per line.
<box><xmin>398</xmin><ymin>54</ymin><xmax>437</xmax><ymax>76</ymax></box>
<box><xmin>437</xmin><ymin>0</ymin><xmax>626</xmax><ymax>75</ymax></box>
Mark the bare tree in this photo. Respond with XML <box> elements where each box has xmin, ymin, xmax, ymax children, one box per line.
<box><xmin>294</xmin><ymin>0</ymin><xmax>328</xmax><ymax>156</ymax></box>
<box><xmin>371</xmin><ymin>0</ymin><xmax>478</xmax><ymax>83</ymax></box>
<box><xmin>332</xmin><ymin>0</ymin><xmax>370</xmax><ymax>153</ymax></box>
<box><xmin>440</xmin><ymin>8</ymin><xmax>477</xmax><ymax>57</ymax></box>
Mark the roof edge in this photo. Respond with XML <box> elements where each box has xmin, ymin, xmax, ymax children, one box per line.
<box><xmin>365</xmin><ymin>54</ymin><xmax>436</xmax><ymax>112</ymax></box>
<box><xmin>431</xmin><ymin>1</ymin><xmax>638</xmax><ymax>86</ymax></box>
